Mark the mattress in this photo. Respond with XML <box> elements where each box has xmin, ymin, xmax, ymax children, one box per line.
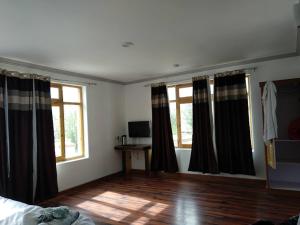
<box><xmin>0</xmin><ymin>196</ymin><xmax>95</xmax><ymax>225</ymax></box>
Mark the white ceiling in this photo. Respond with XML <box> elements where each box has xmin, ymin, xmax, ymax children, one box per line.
<box><xmin>0</xmin><ymin>0</ymin><xmax>298</xmax><ymax>83</ymax></box>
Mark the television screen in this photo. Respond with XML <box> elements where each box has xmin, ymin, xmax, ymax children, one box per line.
<box><xmin>128</xmin><ymin>121</ymin><xmax>151</xmax><ymax>137</ymax></box>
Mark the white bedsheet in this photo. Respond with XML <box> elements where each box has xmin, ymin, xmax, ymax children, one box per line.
<box><xmin>0</xmin><ymin>196</ymin><xmax>95</xmax><ymax>225</ymax></box>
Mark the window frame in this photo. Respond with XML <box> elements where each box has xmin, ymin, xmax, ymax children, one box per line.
<box><xmin>51</xmin><ymin>83</ymin><xmax>85</xmax><ymax>162</ymax></box>
<box><xmin>169</xmin><ymin>83</ymin><xmax>193</xmax><ymax>148</ymax></box>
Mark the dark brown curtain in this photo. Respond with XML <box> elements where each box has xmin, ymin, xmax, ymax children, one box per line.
<box><xmin>151</xmin><ymin>84</ymin><xmax>178</xmax><ymax>172</ymax></box>
<box><xmin>0</xmin><ymin>75</ymin><xmax>8</xmax><ymax>196</ymax></box>
<box><xmin>7</xmin><ymin>76</ymin><xmax>34</xmax><ymax>203</ymax></box>
<box><xmin>189</xmin><ymin>77</ymin><xmax>218</xmax><ymax>173</ymax></box>
<box><xmin>0</xmin><ymin>74</ymin><xmax>58</xmax><ymax>204</ymax></box>
<box><xmin>214</xmin><ymin>73</ymin><xmax>255</xmax><ymax>175</ymax></box>
<box><xmin>34</xmin><ymin>79</ymin><xmax>58</xmax><ymax>201</ymax></box>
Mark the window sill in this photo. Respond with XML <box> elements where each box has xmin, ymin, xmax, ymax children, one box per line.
<box><xmin>175</xmin><ymin>147</ymin><xmax>191</xmax><ymax>151</ymax></box>
<box><xmin>56</xmin><ymin>156</ymin><xmax>88</xmax><ymax>165</ymax></box>
<box><xmin>175</xmin><ymin>148</ymin><xmax>254</xmax><ymax>152</ymax></box>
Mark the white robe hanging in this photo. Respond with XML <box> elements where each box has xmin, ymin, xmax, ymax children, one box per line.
<box><xmin>262</xmin><ymin>81</ymin><xmax>278</xmax><ymax>143</ymax></box>
<box><xmin>262</xmin><ymin>81</ymin><xmax>278</xmax><ymax>169</ymax></box>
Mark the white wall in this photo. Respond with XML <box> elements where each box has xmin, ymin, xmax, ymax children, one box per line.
<box><xmin>1</xmin><ymin>54</ymin><xmax>300</xmax><ymax>189</ymax></box>
<box><xmin>0</xmin><ymin>62</ymin><xmax>125</xmax><ymax>191</ymax></box>
<box><xmin>124</xmin><ymin>56</ymin><xmax>300</xmax><ymax>179</ymax></box>
<box><xmin>56</xmin><ymin>80</ymin><xmax>125</xmax><ymax>191</ymax></box>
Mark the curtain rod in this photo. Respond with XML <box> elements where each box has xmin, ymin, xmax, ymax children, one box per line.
<box><xmin>144</xmin><ymin>67</ymin><xmax>256</xmax><ymax>87</ymax></box>
<box><xmin>50</xmin><ymin>78</ymin><xmax>97</xmax><ymax>86</ymax></box>
<box><xmin>0</xmin><ymin>68</ymin><xmax>97</xmax><ymax>86</ymax></box>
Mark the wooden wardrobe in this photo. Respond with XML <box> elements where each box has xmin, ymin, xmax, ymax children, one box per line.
<box><xmin>260</xmin><ymin>78</ymin><xmax>300</xmax><ymax>190</ymax></box>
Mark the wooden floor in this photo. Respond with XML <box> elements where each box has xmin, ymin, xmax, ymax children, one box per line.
<box><xmin>41</xmin><ymin>172</ymin><xmax>300</xmax><ymax>225</ymax></box>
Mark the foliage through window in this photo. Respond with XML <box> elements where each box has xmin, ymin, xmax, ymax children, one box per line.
<box><xmin>168</xmin><ymin>76</ymin><xmax>253</xmax><ymax>149</ymax></box>
<box><xmin>51</xmin><ymin>83</ymin><xmax>85</xmax><ymax>162</ymax></box>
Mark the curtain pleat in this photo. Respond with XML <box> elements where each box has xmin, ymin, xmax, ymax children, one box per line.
<box><xmin>214</xmin><ymin>73</ymin><xmax>255</xmax><ymax>175</ymax></box>
<box><xmin>151</xmin><ymin>84</ymin><xmax>178</xmax><ymax>172</ymax></box>
<box><xmin>7</xmin><ymin>76</ymin><xmax>34</xmax><ymax>203</ymax></box>
<box><xmin>0</xmin><ymin>76</ymin><xmax>8</xmax><ymax>196</ymax></box>
<box><xmin>34</xmin><ymin>79</ymin><xmax>58</xmax><ymax>201</ymax></box>
<box><xmin>189</xmin><ymin>78</ymin><xmax>218</xmax><ymax>173</ymax></box>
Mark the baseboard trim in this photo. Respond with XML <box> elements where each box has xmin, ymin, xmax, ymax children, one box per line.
<box><xmin>131</xmin><ymin>169</ymin><xmax>266</xmax><ymax>186</ymax></box>
<box><xmin>57</xmin><ymin>171</ymin><xmax>123</xmax><ymax>195</ymax></box>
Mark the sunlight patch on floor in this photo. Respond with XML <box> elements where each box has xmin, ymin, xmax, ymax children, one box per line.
<box><xmin>77</xmin><ymin>191</ymin><xmax>169</xmax><ymax>224</ymax></box>
<box><xmin>76</xmin><ymin>200</ymin><xmax>130</xmax><ymax>222</ymax></box>
<box><xmin>92</xmin><ymin>191</ymin><xmax>151</xmax><ymax>211</ymax></box>
<box><xmin>144</xmin><ymin>202</ymin><xmax>168</xmax><ymax>216</ymax></box>
<box><xmin>131</xmin><ymin>216</ymin><xmax>150</xmax><ymax>225</ymax></box>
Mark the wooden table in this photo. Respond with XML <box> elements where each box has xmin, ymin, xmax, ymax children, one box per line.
<box><xmin>115</xmin><ymin>144</ymin><xmax>151</xmax><ymax>174</ymax></box>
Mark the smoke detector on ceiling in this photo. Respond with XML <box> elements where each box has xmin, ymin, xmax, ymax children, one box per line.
<box><xmin>122</xmin><ymin>42</ymin><xmax>134</xmax><ymax>47</ymax></box>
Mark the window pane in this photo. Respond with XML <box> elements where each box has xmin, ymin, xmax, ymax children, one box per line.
<box><xmin>180</xmin><ymin>103</ymin><xmax>192</xmax><ymax>145</ymax></box>
<box><xmin>51</xmin><ymin>87</ymin><xmax>59</xmax><ymax>99</ymax></box>
<box><xmin>246</xmin><ymin>77</ymin><xmax>253</xmax><ymax>149</ymax></box>
<box><xmin>246</xmin><ymin>76</ymin><xmax>249</xmax><ymax>93</ymax></box>
<box><xmin>63</xmin><ymin>86</ymin><xmax>81</xmax><ymax>103</ymax></box>
<box><xmin>210</xmin><ymin>83</ymin><xmax>214</xmax><ymax>95</ymax></box>
<box><xmin>210</xmin><ymin>83</ymin><xmax>215</xmax><ymax>118</ymax></box>
<box><xmin>52</xmin><ymin>106</ymin><xmax>62</xmax><ymax>157</ymax></box>
<box><xmin>169</xmin><ymin>102</ymin><xmax>177</xmax><ymax>147</ymax></box>
<box><xmin>179</xmin><ymin>87</ymin><xmax>192</xmax><ymax>97</ymax></box>
<box><xmin>168</xmin><ymin>87</ymin><xmax>176</xmax><ymax>101</ymax></box>
<box><xmin>64</xmin><ymin>105</ymin><xmax>83</xmax><ymax>158</ymax></box>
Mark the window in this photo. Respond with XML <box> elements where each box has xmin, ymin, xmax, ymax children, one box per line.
<box><xmin>51</xmin><ymin>83</ymin><xmax>85</xmax><ymax>162</ymax></box>
<box><xmin>168</xmin><ymin>76</ymin><xmax>253</xmax><ymax>149</ymax></box>
<box><xmin>168</xmin><ymin>83</ymin><xmax>193</xmax><ymax>148</ymax></box>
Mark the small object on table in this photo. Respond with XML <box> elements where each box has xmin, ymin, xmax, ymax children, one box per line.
<box><xmin>121</xmin><ymin>135</ymin><xmax>127</xmax><ymax>145</ymax></box>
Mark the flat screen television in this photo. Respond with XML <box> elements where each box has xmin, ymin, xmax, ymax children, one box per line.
<box><xmin>128</xmin><ymin>121</ymin><xmax>151</xmax><ymax>137</ymax></box>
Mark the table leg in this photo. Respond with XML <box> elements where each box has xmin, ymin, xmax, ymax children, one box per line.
<box><xmin>144</xmin><ymin>149</ymin><xmax>151</xmax><ymax>175</ymax></box>
<box><xmin>122</xmin><ymin>151</ymin><xmax>132</xmax><ymax>174</ymax></box>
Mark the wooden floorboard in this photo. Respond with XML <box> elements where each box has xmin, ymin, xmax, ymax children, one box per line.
<box><xmin>41</xmin><ymin>172</ymin><xmax>300</xmax><ymax>225</ymax></box>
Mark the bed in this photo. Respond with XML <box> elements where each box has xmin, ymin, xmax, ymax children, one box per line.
<box><xmin>0</xmin><ymin>196</ymin><xmax>95</xmax><ymax>225</ymax></box>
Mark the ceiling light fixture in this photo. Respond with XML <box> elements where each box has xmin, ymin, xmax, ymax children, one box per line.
<box><xmin>122</xmin><ymin>42</ymin><xmax>134</xmax><ymax>48</ymax></box>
